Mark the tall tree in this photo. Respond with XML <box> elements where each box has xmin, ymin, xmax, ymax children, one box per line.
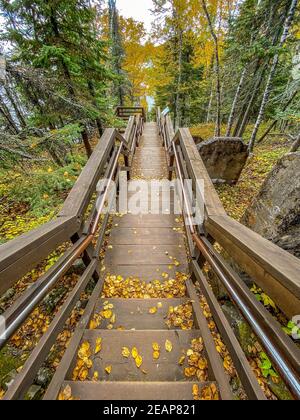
<box><xmin>248</xmin><ymin>0</ymin><xmax>298</xmax><ymax>152</ymax></box>
<box><xmin>108</xmin><ymin>0</ymin><xmax>126</xmax><ymax>105</ymax></box>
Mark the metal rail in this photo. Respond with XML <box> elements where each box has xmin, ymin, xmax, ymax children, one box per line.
<box><xmin>158</xmin><ymin>109</ymin><xmax>300</xmax><ymax>400</ymax></box>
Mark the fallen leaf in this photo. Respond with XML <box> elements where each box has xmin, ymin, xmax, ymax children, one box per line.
<box><xmin>105</xmin><ymin>366</ymin><xmax>112</xmax><ymax>375</ymax></box>
<box><xmin>165</xmin><ymin>339</ymin><xmax>173</xmax><ymax>352</ymax></box>
<box><xmin>135</xmin><ymin>354</ymin><xmax>143</xmax><ymax>368</ymax></box>
<box><xmin>149</xmin><ymin>307</ymin><xmax>158</xmax><ymax>315</ymax></box>
<box><xmin>132</xmin><ymin>347</ymin><xmax>139</xmax><ymax>359</ymax></box>
<box><xmin>122</xmin><ymin>347</ymin><xmax>131</xmax><ymax>358</ymax></box>
<box><xmin>95</xmin><ymin>338</ymin><xmax>102</xmax><ymax>355</ymax></box>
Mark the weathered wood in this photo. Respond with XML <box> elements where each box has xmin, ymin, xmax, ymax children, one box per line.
<box><xmin>178</xmin><ymin>128</ymin><xmax>226</xmax><ymax>218</ymax></box>
<box><xmin>60</xmin><ymin>128</ymin><xmax>116</xmax><ymax>219</ymax></box>
<box><xmin>60</xmin><ymin>381</ymin><xmax>217</xmax><ymax>401</ymax></box>
<box><xmin>92</xmin><ymin>298</ymin><xmax>192</xmax><ymax>330</ymax></box>
<box><xmin>105</xmin><ymin>244</ymin><xmax>187</xmax><ymax>267</ymax></box>
<box><xmin>206</xmin><ymin>215</ymin><xmax>300</xmax><ymax>318</ymax></box>
<box><xmin>43</xmin><ymin>275</ymin><xmax>106</xmax><ymax>400</ymax></box>
<box><xmin>186</xmin><ymin>280</ymin><xmax>233</xmax><ymax>400</ymax></box>
<box><xmin>66</xmin><ymin>330</ymin><xmax>213</xmax><ymax>382</ymax></box>
<box><xmin>0</xmin><ymin>216</ymin><xmax>79</xmax><ymax>294</ymax></box>
<box><xmin>191</xmin><ymin>261</ymin><xmax>267</xmax><ymax>400</ymax></box>
<box><xmin>3</xmin><ymin>260</ymin><xmax>98</xmax><ymax>401</ymax></box>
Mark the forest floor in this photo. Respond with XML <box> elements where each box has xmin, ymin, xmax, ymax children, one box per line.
<box><xmin>0</xmin><ymin>123</ymin><xmax>293</xmax><ymax>400</ymax></box>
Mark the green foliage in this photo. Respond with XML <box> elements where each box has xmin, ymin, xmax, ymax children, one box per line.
<box><xmin>282</xmin><ymin>321</ymin><xmax>300</xmax><ymax>338</ymax></box>
<box><xmin>258</xmin><ymin>352</ymin><xmax>279</xmax><ymax>379</ymax></box>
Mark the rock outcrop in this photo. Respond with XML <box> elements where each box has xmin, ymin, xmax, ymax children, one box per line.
<box><xmin>242</xmin><ymin>152</ymin><xmax>300</xmax><ymax>258</ymax></box>
<box><xmin>197</xmin><ymin>137</ymin><xmax>248</xmax><ymax>184</ymax></box>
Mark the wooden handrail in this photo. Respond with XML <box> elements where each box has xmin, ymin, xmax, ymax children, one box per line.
<box><xmin>0</xmin><ymin>115</ymin><xmax>143</xmax><ymax>296</ymax></box>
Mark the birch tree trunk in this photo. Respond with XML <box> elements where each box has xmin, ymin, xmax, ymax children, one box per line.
<box><xmin>248</xmin><ymin>0</ymin><xmax>298</xmax><ymax>153</ymax></box>
<box><xmin>175</xmin><ymin>29</ymin><xmax>183</xmax><ymax>129</ymax></box>
<box><xmin>226</xmin><ymin>67</ymin><xmax>247</xmax><ymax>136</ymax></box>
<box><xmin>201</xmin><ymin>0</ymin><xmax>221</xmax><ymax>136</ymax></box>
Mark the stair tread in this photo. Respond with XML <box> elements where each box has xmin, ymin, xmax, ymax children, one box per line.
<box><xmin>67</xmin><ymin>330</ymin><xmax>210</xmax><ymax>382</ymax></box>
<box><xmin>103</xmin><ymin>265</ymin><xmax>189</xmax><ymax>283</ymax></box>
<box><xmin>61</xmin><ymin>381</ymin><xmax>217</xmax><ymax>400</ymax></box>
<box><xmin>91</xmin><ymin>298</ymin><xmax>194</xmax><ymax>331</ymax></box>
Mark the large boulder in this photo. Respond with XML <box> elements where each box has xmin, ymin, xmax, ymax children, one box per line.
<box><xmin>197</xmin><ymin>137</ymin><xmax>248</xmax><ymax>184</ymax></box>
<box><xmin>242</xmin><ymin>152</ymin><xmax>300</xmax><ymax>258</ymax></box>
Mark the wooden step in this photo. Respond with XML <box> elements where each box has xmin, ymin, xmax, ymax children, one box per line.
<box><xmin>109</xmin><ymin>228</ymin><xmax>184</xmax><ymax>246</ymax></box>
<box><xmin>90</xmin><ymin>298</ymin><xmax>194</xmax><ymax>331</ymax></box>
<box><xmin>67</xmin><ymin>330</ymin><xmax>211</xmax><ymax>382</ymax></box>
<box><xmin>103</xmin><ymin>265</ymin><xmax>189</xmax><ymax>283</ymax></box>
<box><xmin>115</xmin><ymin>215</ymin><xmax>181</xmax><ymax>229</ymax></box>
<box><xmin>105</xmin><ymin>245</ymin><xmax>187</xmax><ymax>266</ymax></box>
<box><xmin>60</xmin><ymin>381</ymin><xmax>218</xmax><ymax>400</ymax></box>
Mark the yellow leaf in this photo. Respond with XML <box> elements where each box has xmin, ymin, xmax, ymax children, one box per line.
<box><xmin>105</xmin><ymin>366</ymin><xmax>112</xmax><ymax>375</ymax></box>
<box><xmin>165</xmin><ymin>339</ymin><xmax>173</xmax><ymax>352</ymax></box>
<box><xmin>78</xmin><ymin>341</ymin><xmax>91</xmax><ymax>360</ymax></box>
<box><xmin>178</xmin><ymin>355</ymin><xmax>186</xmax><ymax>366</ymax></box>
<box><xmin>95</xmin><ymin>338</ymin><xmax>102</xmax><ymax>355</ymax></box>
<box><xmin>92</xmin><ymin>371</ymin><xmax>99</xmax><ymax>381</ymax></box>
<box><xmin>198</xmin><ymin>358</ymin><xmax>208</xmax><ymax>370</ymax></box>
<box><xmin>152</xmin><ymin>342</ymin><xmax>160</xmax><ymax>351</ymax></box>
<box><xmin>149</xmin><ymin>307</ymin><xmax>158</xmax><ymax>314</ymax></box>
<box><xmin>153</xmin><ymin>351</ymin><xmax>160</xmax><ymax>360</ymax></box>
<box><xmin>135</xmin><ymin>354</ymin><xmax>143</xmax><ymax>368</ymax></box>
<box><xmin>102</xmin><ymin>310</ymin><xmax>113</xmax><ymax>319</ymax></box>
<box><xmin>58</xmin><ymin>385</ymin><xmax>72</xmax><ymax>400</ymax></box>
<box><xmin>192</xmin><ymin>384</ymin><xmax>199</xmax><ymax>397</ymax></box>
<box><xmin>132</xmin><ymin>347</ymin><xmax>139</xmax><ymax>359</ymax></box>
<box><xmin>122</xmin><ymin>347</ymin><xmax>131</xmax><ymax>358</ymax></box>
<box><xmin>89</xmin><ymin>319</ymin><xmax>98</xmax><ymax>330</ymax></box>
<box><xmin>78</xmin><ymin>367</ymin><xmax>89</xmax><ymax>381</ymax></box>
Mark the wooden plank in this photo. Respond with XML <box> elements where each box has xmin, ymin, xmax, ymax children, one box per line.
<box><xmin>178</xmin><ymin>128</ymin><xmax>226</xmax><ymax>218</ymax></box>
<box><xmin>65</xmin><ymin>330</ymin><xmax>212</xmax><ymax>382</ymax></box>
<box><xmin>92</xmin><ymin>298</ymin><xmax>192</xmax><ymax>330</ymax></box>
<box><xmin>116</xmin><ymin>214</ymin><xmax>179</xmax><ymax>228</ymax></box>
<box><xmin>186</xmin><ymin>280</ymin><xmax>233</xmax><ymax>400</ymax></box>
<box><xmin>191</xmin><ymin>261</ymin><xmax>266</xmax><ymax>400</ymax></box>
<box><xmin>206</xmin><ymin>215</ymin><xmax>300</xmax><ymax>318</ymax></box>
<box><xmin>60</xmin><ymin>128</ymin><xmax>116</xmax><ymax>219</ymax></box>
<box><xmin>60</xmin><ymin>381</ymin><xmax>217</xmax><ymax>401</ymax></box>
<box><xmin>103</xmin><ymin>265</ymin><xmax>189</xmax><ymax>283</ymax></box>
<box><xmin>109</xmin><ymin>228</ymin><xmax>185</xmax><ymax>246</ymax></box>
<box><xmin>0</xmin><ymin>216</ymin><xmax>79</xmax><ymax>294</ymax></box>
<box><xmin>104</xmin><ymin>245</ymin><xmax>187</xmax><ymax>266</ymax></box>
<box><xmin>3</xmin><ymin>260</ymin><xmax>98</xmax><ymax>401</ymax></box>
<box><xmin>43</xmin><ymin>275</ymin><xmax>106</xmax><ymax>400</ymax></box>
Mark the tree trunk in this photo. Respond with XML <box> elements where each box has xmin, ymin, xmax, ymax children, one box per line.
<box><xmin>0</xmin><ymin>94</ymin><xmax>19</xmax><ymax>133</ymax></box>
<box><xmin>81</xmin><ymin>127</ymin><xmax>93</xmax><ymax>158</ymax></box>
<box><xmin>175</xmin><ymin>29</ymin><xmax>183</xmax><ymax>129</ymax></box>
<box><xmin>226</xmin><ymin>67</ymin><xmax>247</xmax><ymax>136</ymax></box>
<box><xmin>201</xmin><ymin>0</ymin><xmax>222</xmax><ymax>136</ymax></box>
<box><xmin>236</xmin><ymin>67</ymin><xmax>267</xmax><ymax>137</ymax></box>
<box><xmin>4</xmin><ymin>85</ymin><xmax>27</xmax><ymax>128</ymax></box>
<box><xmin>248</xmin><ymin>0</ymin><xmax>298</xmax><ymax>153</ymax></box>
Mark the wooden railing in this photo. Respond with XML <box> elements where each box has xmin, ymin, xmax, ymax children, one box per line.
<box><xmin>157</xmin><ymin>108</ymin><xmax>300</xmax><ymax>399</ymax></box>
<box><xmin>0</xmin><ymin>114</ymin><xmax>144</xmax><ymax>399</ymax></box>
<box><xmin>116</xmin><ymin>106</ymin><xmax>146</xmax><ymax>122</ymax></box>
